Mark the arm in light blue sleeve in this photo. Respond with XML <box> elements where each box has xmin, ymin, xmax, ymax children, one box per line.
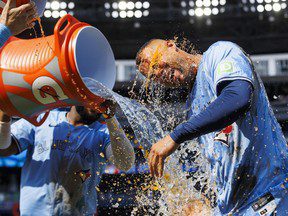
<box><xmin>11</xmin><ymin>118</ymin><xmax>35</xmax><ymax>152</ymax></box>
<box><xmin>170</xmin><ymin>80</ymin><xmax>253</xmax><ymax>144</ymax></box>
<box><xmin>0</xmin><ymin>23</ymin><xmax>12</xmax><ymax>48</ymax></box>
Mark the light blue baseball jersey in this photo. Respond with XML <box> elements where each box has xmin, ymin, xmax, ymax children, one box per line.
<box><xmin>188</xmin><ymin>41</ymin><xmax>288</xmax><ymax>215</ymax></box>
<box><xmin>11</xmin><ymin>110</ymin><xmax>111</xmax><ymax>216</ymax></box>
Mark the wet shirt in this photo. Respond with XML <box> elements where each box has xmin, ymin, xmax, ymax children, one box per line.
<box><xmin>11</xmin><ymin>111</ymin><xmax>110</xmax><ymax>216</ymax></box>
<box><xmin>187</xmin><ymin>41</ymin><xmax>288</xmax><ymax>214</ymax></box>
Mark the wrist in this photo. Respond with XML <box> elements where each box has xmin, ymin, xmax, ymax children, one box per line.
<box><xmin>166</xmin><ymin>134</ymin><xmax>180</xmax><ymax>146</ymax></box>
<box><xmin>169</xmin><ymin>132</ymin><xmax>181</xmax><ymax>145</ymax></box>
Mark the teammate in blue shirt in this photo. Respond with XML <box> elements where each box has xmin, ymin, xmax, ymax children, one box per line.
<box><xmin>0</xmin><ymin>0</ymin><xmax>38</xmax><ymax>48</ymax></box>
<box><xmin>0</xmin><ymin>2</ymin><xmax>135</xmax><ymax>215</ymax></box>
<box><xmin>136</xmin><ymin>39</ymin><xmax>288</xmax><ymax>215</ymax></box>
<box><xmin>0</xmin><ymin>105</ymin><xmax>135</xmax><ymax>215</ymax></box>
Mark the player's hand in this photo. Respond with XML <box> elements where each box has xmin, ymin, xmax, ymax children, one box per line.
<box><xmin>148</xmin><ymin>135</ymin><xmax>179</xmax><ymax>178</ymax></box>
<box><xmin>182</xmin><ymin>199</ymin><xmax>212</xmax><ymax>216</ymax></box>
<box><xmin>0</xmin><ymin>0</ymin><xmax>37</xmax><ymax>35</ymax></box>
<box><xmin>100</xmin><ymin>99</ymin><xmax>117</xmax><ymax>119</ymax></box>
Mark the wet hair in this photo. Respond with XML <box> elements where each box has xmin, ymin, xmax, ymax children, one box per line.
<box><xmin>136</xmin><ymin>38</ymin><xmax>198</xmax><ymax>65</ymax></box>
<box><xmin>135</xmin><ymin>39</ymin><xmax>156</xmax><ymax>67</ymax></box>
<box><xmin>75</xmin><ymin>106</ymin><xmax>101</xmax><ymax>124</ymax></box>
<box><xmin>174</xmin><ymin>37</ymin><xmax>199</xmax><ymax>55</ymax></box>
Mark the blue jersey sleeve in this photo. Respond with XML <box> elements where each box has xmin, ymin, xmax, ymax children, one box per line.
<box><xmin>210</xmin><ymin>41</ymin><xmax>254</xmax><ymax>92</ymax></box>
<box><xmin>170</xmin><ymin>80</ymin><xmax>253</xmax><ymax>144</ymax></box>
<box><xmin>11</xmin><ymin>119</ymin><xmax>35</xmax><ymax>152</ymax></box>
<box><xmin>0</xmin><ymin>23</ymin><xmax>11</xmax><ymax>48</ymax></box>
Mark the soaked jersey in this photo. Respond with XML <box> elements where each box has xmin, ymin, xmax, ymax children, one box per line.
<box><xmin>187</xmin><ymin>41</ymin><xmax>288</xmax><ymax>215</ymax></box>
<box><xmin>11</xmin><ymin>110</ymin><xmax>110</xmax><ymax>216</ymax></box>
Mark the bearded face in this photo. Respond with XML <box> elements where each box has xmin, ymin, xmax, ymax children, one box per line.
<box><xmin>136</xmin><ymin>39</ymin><xmax>196</xmax><ymax>88</ymax></box>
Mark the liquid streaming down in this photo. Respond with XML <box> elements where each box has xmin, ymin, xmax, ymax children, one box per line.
<box><xmin>83</xmin><ymin>77</ymin><xmax>215</xmax><ymax>215</ymax></box>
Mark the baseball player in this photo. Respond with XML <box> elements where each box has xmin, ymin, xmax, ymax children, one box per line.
<box><xmin>0</xmin><ymin>105</ymin><xmax>135</xmax><ymax>215</ymax></box>
<box><xmin>136</xmin><ymin>39</ymin><xmax>288</xmax><ymax>215</ymax></box>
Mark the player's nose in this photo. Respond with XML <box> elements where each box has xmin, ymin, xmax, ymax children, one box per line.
<box><xmin>173</xmin><ymin>69</ymin><xmax>182</xmax><ymax>78</ymax></box>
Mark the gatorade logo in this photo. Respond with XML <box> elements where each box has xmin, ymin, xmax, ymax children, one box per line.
<box><xmin>32</xmin><ymin>76</ymin><xmax>68</xmax><ymax>104</ymax></box>
<box><xmin>217</xmin><ymin>61</ymin><xmax>233</xmax><ymax>74</ymax></box>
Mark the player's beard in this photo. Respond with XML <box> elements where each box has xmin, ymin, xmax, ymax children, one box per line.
<box><xmin>75</xmin><ymin>106</ymin><xmax>101</xmax><ymax>125</ymax></box>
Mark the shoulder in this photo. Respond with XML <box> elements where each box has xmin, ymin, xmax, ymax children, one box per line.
<box><xmin>37</xmin><ymin>109</ymin><xmax>67</xmax><ymax>126</ymax></box>
<box><xmin>208</xmin><ymin>41</ymin><xmax>239</xmax><ymax>50</ymax></box>
<box><xmin>46</xmin><ymin>109</ymin><xmax>66</xmax><ymax>118</ymax></box>
<box><xmin>205</xmin><ymin>41</ymin><xmax>242</xmax><ymax>57</ymax></box>
<box><xmin>202</xmin><ymin>41</ymin><xmax>248</xmax><ymax>70</ymax></box>
<box><xmin>91</xmin><ymin>122</ymin><xmax>109</xmax><ymax>134</ymax></box>
<box><xmin>91</xmin><ymin>122</ymin><xmax>110</xmax><ymax>145</ymax></box>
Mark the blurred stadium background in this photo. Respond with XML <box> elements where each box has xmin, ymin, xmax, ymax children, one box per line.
<box><xmin>0</xmin><ymin>0</ymin><xmax>288</xmax><ymax>215</ymax></box>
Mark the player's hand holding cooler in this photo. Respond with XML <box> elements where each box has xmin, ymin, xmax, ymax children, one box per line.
<box><xmin>100</xmin><ymin>99</ymin><xmax>117</xmax><ymax>120</ymax></box>
<box><xmin>0</xmin><ymin>0</ymin><xmax>37</xmax><ymax>36</ymax></box>
<box><xmin>0</xmin><ymin>0</ymin><xmax>37</xmax><ymax>151</ymax></box>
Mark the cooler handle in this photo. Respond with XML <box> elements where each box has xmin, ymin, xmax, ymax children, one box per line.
<box><xmin>27</xmin><ymin>111</ymin><xmax>50</xmax><ymax>126</ymax></box>
<box><xmin>54</xmin><ymin>14</ymin><xmax>80</xmax><ymax>51</ymax></box>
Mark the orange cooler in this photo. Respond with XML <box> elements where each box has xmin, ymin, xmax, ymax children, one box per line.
<box><xmin>0</xmin><ymin>15</ymin><xmax>116</xmax><ymax>126</ymax></box>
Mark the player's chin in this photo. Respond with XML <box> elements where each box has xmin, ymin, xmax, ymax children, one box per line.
<box><xmin>159</xmin><ymin>79</ymin><xmax>182</xmax><ymax>88</ymax></box>
<box><xmin>168</xmin><ymin>82</ymin><xmax>181</xmax><ymax>88</ymax></box>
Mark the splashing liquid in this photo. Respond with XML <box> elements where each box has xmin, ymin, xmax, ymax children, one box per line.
<box><xmin>83</xmin><ymin>77</ymin><xmax>216</xmax><ymax>215</ymax></box>
<box><xmin>31</xmin><ymin>17</ymin><xmax>45</xmax><ymax>38</ymax></box>
<box><xmin>134</xmin><ymin>81</ymin><xmax>215</xmax><ymax>215</ymax></box>
<box><xmin>127</xmin><ymin>37</ymin><xmax>215</xmax><ymax>215</ymax></box>
<box><xmin>146</xmin><ymin>46</ymin><xmax>162</xmax><ymax>93</ymax></box>
<box><xmin>32</xmin><ymin>26</ymin><xmax>38</xmax><ymax>38</ymax></box>
<box><xmin>31</xmin><ymin>17</ymin><xmax>55</xmax><ymax>66</ymax></box>
<box><xmin>36</xmin><ymin>17</ymin><xmax>45</xmax><ymax>37</ymax></box>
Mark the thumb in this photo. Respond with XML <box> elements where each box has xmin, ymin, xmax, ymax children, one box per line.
<box><xmin>6</xmin><ymin>0</ymin><xmax>16</xmax><ymax>8</ymax></box>
<box><xmin>5</xmin><ymin>0</ymin><xmax>17</xmax><ymax>9</ymax></box>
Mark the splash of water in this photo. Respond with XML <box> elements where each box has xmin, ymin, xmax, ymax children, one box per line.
<box><xmin>36</xmin><ymin>17</ymin><xmax>46</xmax><ymax>38</ymax></box>
<box><xmin>83</xmin><ymin>77</ymin><xmax>163</xmax><ymax>150</ymax></box>
<box><xmin>135</xmin><ymin>81</ymin><xmax>215</xmax><ymax>215</ymax></box>
<box><xmin>83</xmin><ymin>77</ymin><xmax>215</xmax><ymax>215</ymax></box>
